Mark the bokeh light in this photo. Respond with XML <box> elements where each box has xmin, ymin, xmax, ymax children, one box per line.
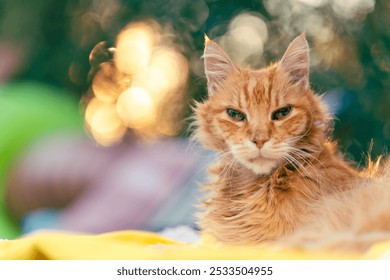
<box><xmin>219</xmin><ymin>12</ymin><xmax>268</xmax><ymax>67</ymax></box>
<box><xmin>1</xmin><ymin>0</ymin><xmax>388</xmax><ymax>160</ymax></box>
<box><xmin>85</xmin><ymin>97</ymin><xmax>126</xmax><ymax>145</ymax></box>
<box><xmin>331</xmin><ymin>0</ymin><xmax>375</xmax><ymax>19</ymax></box>
<box><xmin>85</xmin><ymin>20</ymin><xmax>189</xmax><ymax>144</ymax></box>
<box><xmin>116</xmin><ymin>87</ymin><xmax>156</xmax><ymax>129</ymax></box>
<box><xmin>114</xmin><ymin>22</ymin><xmax>159</xmax><ymax>75</ymax></box>
<box><xmin>143</xmin><ymin>47</ymin><xmax>189</xmax><ymax>99</ymax></box>
<box><xmin>91</xmin><ymin>62</ymin><xmax>123</xmax><ymax>103</ymax></box>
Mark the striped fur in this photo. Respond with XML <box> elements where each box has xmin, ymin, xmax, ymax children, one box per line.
<box><xmin>192</xmin><ymin>34</ymin><xmax>390</xmax><ymax>252</ymax></box>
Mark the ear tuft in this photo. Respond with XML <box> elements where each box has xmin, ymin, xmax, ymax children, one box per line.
<box><xmin>204</xmin><ymin>34</ymin><xmax>211</xmax><ymax>45</ymax></box>
<box><xmin>203</xmin><ymin>36</ymin><xmax>238</xmax><ymax>95</ymax></box>
<box><xmin>277</xmin><ymin>33</ymin><xmax>310</xmax><ymax>88</ymax></box>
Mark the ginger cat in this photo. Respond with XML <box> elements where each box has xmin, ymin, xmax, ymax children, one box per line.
<box><xmin>193</xmin><ymin>33</ymin><xmax>390</xmax><ymax>252</ymax></box>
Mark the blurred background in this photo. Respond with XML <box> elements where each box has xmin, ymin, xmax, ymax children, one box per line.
<box><xmin>0</xmin><ymin>0</ymin><xmax>389</xmax><ymax>239</ymax></box>
<box><xmin>1</xmin><ymin>0</ymin><xmax>389</xmax><ymax>157</ymax></box>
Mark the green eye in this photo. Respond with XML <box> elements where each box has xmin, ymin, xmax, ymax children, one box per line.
<box><xmin>271</xmin><ymin>106</ymin><xmax>292</xmax><ymax>121</ymax></box>
<box><xmin>226</xmin><ymin>108</ymin><xmax>246</xmax><ymax>121</ymax></box>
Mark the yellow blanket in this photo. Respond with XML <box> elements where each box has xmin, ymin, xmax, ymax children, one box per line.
<box><xmin>1</xmin><ymin>230</ymin><xmax>389</xmax><ymax>260</ymax></box>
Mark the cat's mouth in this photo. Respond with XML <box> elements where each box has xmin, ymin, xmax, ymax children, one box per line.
<box><xmin>247</xmin><ymin>153</ymin><xmax>277</xmax><ymax>163</ymax></box>
<box><xmin>240</xmin><ymin>153</ymin><xmax>281</xmax><ymax>175</ymax></box>
<box><xmin>230</xmin><ymin>144</ymin><xmax>281</xmax><ymax>175</ymax></box>
<box><xmin>242</xmin><ymin>155</ymin><xmax>280</xmax><ymax>175</ymax></box>
<box><xmin>248</xmin><ymin>157</ymin><xmax>262</xmax><ymax>163</ymax></box>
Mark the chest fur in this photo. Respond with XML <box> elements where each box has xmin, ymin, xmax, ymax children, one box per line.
<box><xmin>199</xmin><ymin>163</ymin><xmax>321</xmax><ymax>244</ymax></box>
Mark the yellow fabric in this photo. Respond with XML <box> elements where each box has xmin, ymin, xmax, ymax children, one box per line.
<box><xmin>0</xmin><ymin>230</ymin><xmax>389</xmax><ymax>260</ymax></box>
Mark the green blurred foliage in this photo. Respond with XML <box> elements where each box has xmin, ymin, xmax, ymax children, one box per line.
<box><xmin>0</xmin><ymin>0</ymin><xmax>389</xmax><ymax>163</ymax></box>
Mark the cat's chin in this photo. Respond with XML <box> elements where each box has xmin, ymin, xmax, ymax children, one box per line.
<box><xmin>239</xmin><ymin>157</ymin><xmax>279</xmax><ymax>175</ymax></box>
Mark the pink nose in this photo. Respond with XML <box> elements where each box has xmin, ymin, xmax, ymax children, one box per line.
<box><xmin>252</xmin><ymin>138</ymin><xmax>268</xmax><ymax>148</ymax></box>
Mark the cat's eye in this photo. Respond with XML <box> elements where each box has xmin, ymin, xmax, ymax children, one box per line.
<box><xmin>271</xmin><ymin>106</ymin><xmax>292</xmax><ymax>121</ymax></box>
<box><xmin>226</xmin><ymin>108</ymin><xmax>246</xmax><ymax>121</ymax></box>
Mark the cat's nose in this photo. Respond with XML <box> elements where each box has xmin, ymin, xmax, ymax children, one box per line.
<box><xmin>252</xmin><ymin>138</ymin><xmax>268</xmax><ymax>148</ymax></box>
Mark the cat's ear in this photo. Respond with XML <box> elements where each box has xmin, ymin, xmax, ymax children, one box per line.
<box><xmin>203</xmin><ymin>35</ymin><xmax>238</xmax><ymax>95</ymax></box>
<box><xmin>277</xmin><ymin>33</ymin><xmax>309</xmax><ymax>88</ymax></box>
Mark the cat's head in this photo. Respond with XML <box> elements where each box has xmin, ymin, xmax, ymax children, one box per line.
<box><xmin>193</xmin><ymin>34</ymin><xmax>331</xmax><ymax>175</ymax></box>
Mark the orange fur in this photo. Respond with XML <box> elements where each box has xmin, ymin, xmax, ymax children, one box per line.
<box><xmin>193</xmin><ymin>34</ymin><xmax>389</xmax><ymax>252</ymax></box>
